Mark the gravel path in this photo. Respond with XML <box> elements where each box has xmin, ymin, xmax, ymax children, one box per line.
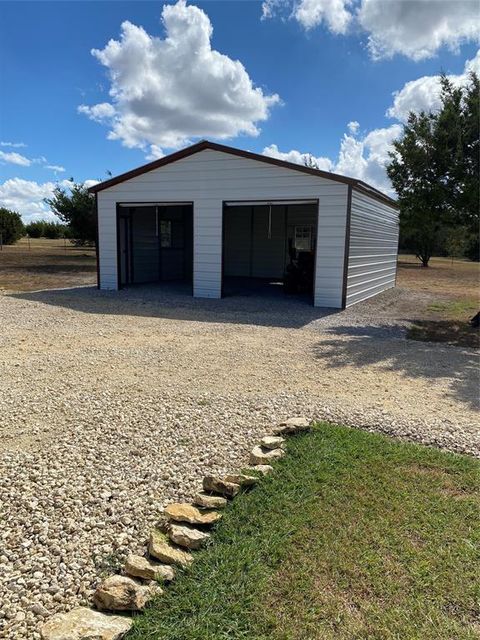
<box><xmin>0</xmin><ymin>285</ymin><xmax>478</xmax><ymax>639</ymax></box>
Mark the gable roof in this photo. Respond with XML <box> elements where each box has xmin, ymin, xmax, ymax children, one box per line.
<box><xmin>88</xmin><ymin>140</ymin><xmax>398</xmax><ymax>208</ymax></box>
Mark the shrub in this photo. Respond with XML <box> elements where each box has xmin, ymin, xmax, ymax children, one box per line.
<box><xmin>0</xmin><ymin>208</ymin><xmax>25</xmax><ymax>245</ymax></box>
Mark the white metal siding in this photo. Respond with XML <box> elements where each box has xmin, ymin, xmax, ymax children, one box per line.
<box><xmin>97</xmin><ymin>149</ymin><xmax>349</xmax><ymax>307</ymax></box>
<box><xmin>345</xmin><ymin>189</ymin><xmax>399</xmax><ymax>307</ymax></box>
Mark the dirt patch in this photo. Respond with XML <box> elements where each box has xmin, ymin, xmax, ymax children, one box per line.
<box><xmin>397</xmin><ymin>255</ymin><xmax>479</xmax><ymax>300</ymax></box>
<box><xmin>0</xmin><ymin>238</ymin><xmax>96</xmax><ymax>292</ymax></box>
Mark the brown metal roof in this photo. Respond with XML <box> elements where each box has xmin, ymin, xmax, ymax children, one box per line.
<box><xmin>88</xmin><ymin>139</ymin><xmax>398</xmax><ymax>208</ymax></box>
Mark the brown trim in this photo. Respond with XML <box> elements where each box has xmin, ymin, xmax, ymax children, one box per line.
<box><xmin>312</xmin><ymin>200</ymin><xmax>319</xmax><ymax>307</ymax></box>
<box><xmin>88</xmin><ymin>140</ymin><xmax>398</xmax><ymax>209</ymax></box>
<box><xmin>115</xmin><ymin>205</ymin><xmax>121</xmax><ymax>290</ymax></box>
<box><xmin>341</xmin><ymin>185</ymin><xmax>353</xmax><ymax>309</ymax></box>
<box><xmin>221</xmin><ymin>203</ymin><xmax>225</xmax><ymax>298</ymax></box>
<box><xmin>94</xmin><ymin>193</ymin><xmax>100</xmax><ymax>289</ymax></box>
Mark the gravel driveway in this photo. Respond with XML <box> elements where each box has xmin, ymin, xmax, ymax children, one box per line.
<box><xmin>0</xmin><ymin>284</ymin><xmax>478</xmax><ymax>639</ymax></box>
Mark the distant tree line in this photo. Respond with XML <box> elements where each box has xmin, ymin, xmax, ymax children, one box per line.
<box><xmin>24</xmin><ymin>220</ymin><xmax>71</xmax><ymax>239</ymax></box>
<box><xmin>0</xmin><ymin>182</ymin><xmax>96</xmax><ymax>246</ymax></box>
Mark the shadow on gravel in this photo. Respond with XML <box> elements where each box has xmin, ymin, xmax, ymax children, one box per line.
<box><xmin>9</xmin><ymin>284</ymin><xmax>339</xmax><ymax>330</ymax></box>
<box><xmin>312</xmin><ymin>324</ymin><xmax>480</xmax><ymax>411</ymax></box>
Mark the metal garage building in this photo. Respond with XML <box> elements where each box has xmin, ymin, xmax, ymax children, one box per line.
<box><xmin>90</xmin><ymin>140</ymin><xmax>399</xmax><ymax>308</ymax></box>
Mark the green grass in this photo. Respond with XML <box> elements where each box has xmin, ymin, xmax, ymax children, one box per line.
<box><xmin>426</xmin><ymin>300</ymin><xmax>478</xmax><ymax>318</ymax></box>
<box><xmin>128</xmin><ymin>424</ymin><xmax>480</xmax><ymax>640</ymax></box>
<box><xmin>407</xmin><ymin>298</ymin><xmax>479</xmax><ymax>348</ymax></box>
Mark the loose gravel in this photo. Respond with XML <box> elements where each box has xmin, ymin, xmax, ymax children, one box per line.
<box><xmin>0</xmin><ymin>284</ymin><xmax>478</xmax><ymax>639</ymax></box>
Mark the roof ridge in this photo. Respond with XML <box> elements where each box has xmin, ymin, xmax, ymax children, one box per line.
<box><xmin>89</xmin><ymin>140</ymin><xmax>398</xmax><ymax>208</ymax></box>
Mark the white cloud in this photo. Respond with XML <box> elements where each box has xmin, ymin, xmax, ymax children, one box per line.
<box><xmin>263</xmin><ymin>123</ymin><xmax>402</xmax><ymax>195</ymax></box>
<box><xmin>0</xmin><ymin>178</ymin><xmax>59</xmax><ymax>221</ymax></box>
<box><xmin>84</xmin><ymin>179</ymin><xmax>100</xmax><ymax>189</ymax></box>
<box><xmin>0</xmin><ymin>141</ymin><xmax>27</xmax><ymax>148</ymax></box>
<box><xmin>261</xmin><ymin>0</ymin><xmax>352</xmax><ymax>32</ymax></box>
<box><xmin>145</xmin><ymin>144</ymin><xmax>165</xmax><ymax>161</ymax></box>
<box><xmin>347</xmin><ymin>120</ymin><xmax>360</xmax><ymax>134</ymax></box>
<box><xmin>80</xmin><ymin>0</ymin><xmax>280</xmax><ymax>152</ymax></box>
<box><xmin>294</xmin><ymin>0</ymin><xmax>352</xmax><ymax>33</ymax></box>
<box><xmin>262</xmin><ymin>0</ymin><xmax>479</xmax><ymax>60</ymax></box>
<box><xmin>387</xmin><ymin>49</ymin><xmax>480</xmax><ymax>122</ymax></box>
<box><xmin>0</xmin><ymin>178</ymin><xmax>99</xmax><ymax>222</ymax></box>
<box><xmin>0</xmin><ymin>147</ymin><xmax>68</xmax><ymax>172</ymax></box>
<box><xmin>78</xmin><ymin>102</ymin><xmax>116</xmax><ymax>123</ymax></box>
<box><xmin>0</xmin><ymin>151</ymin><xmax>32</xmax><ymax>166</ymax></box>
<box><xmin>335</xmin><ymin>124</ymin><xmax>402</xmax><ymax>192</ymax></box>
<box><xmin>358</xmin><ymin>0</ymin><xmax>480</xmax><ymax>61</ymax></box>
<box><xmin>262</xmin><ymin>143</ymin><xmax>334</xmax><ymax>171</ymax></box>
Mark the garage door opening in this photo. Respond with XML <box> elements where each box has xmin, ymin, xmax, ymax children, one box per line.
<box><xmin>117</xmin><ymin>203</ymin><xmax>193</xmax><ymax>288</ymax></box>
<box><xmin>222</xmin><ymin>201</ymin><xmax>318</xmax><ymax>301</ymax></box>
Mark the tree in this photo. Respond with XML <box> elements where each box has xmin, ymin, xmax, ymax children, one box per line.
<box><xmin>438</xmin><ymin>72</ymin><xmax>479</xmax><ymax>231</ymax></box>
<box><xmin>45</xmin><ymin>181</ymin><xmax>95</xmax><ymax>245</ymax></box>
<box><xmin>387</xmin><ymin>71</ymin><xmax>479</xmax><ymax>266</ymax></box>
<box><xmin>25</xmin><ymin>220</ymin><xmax>70</xmax><ymax>239</ymax></box>
<box><xmin>0</xmin><ymin>207</ymin><xmax>25</xmax><ymax>245</ymax></box>
<box><xmin>387</xmin><ymin>111</ymin><xmax>447</xmax><ymax>266</ymax></box>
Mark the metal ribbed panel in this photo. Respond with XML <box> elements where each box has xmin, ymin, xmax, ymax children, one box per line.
<box><xmin>345</xmin><ymin>190</ymin><xmax>399</xmax><ymax>307</ymax></box>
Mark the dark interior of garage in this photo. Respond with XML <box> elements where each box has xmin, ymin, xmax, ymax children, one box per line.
<box><xmin>117</xmin><ymin>204</ymin><xmax>193</xmax><ymax>287</ymax></box>
<box><xmin>222</xmin><ymin>202</ymin><xmax>318</xmax><ymax>299</ymax></box>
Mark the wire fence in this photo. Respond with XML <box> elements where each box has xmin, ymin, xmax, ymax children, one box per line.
<box><xmin>0</xmin><ymin>237</ymin><xmax>96</xmax><ymax>254</ymax></box>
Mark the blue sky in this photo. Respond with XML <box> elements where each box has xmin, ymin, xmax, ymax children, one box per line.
<box><xmin>0</xmin><ymin>0</ymin><xmax>478</xmax><ymax>220</ymax></box>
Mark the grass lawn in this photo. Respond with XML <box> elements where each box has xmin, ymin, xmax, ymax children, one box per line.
<box><xmin>397</xmin><ymin>256</ymin><xmax>479</xmax><ymax>348</ymax></box>
<box><xmin>408</xmin><ymin>299</ymin><xmax>479</xmax><ymax>348</ymax></box>
<box><xmin>128</xmin><ymin>424</ymin><xmax>480</xmax><ymax>640</ymax></box>
<box><xmin>0</xmin><ymin>237</ymin><xmax>96</xmax><ymax>291</ymax></box>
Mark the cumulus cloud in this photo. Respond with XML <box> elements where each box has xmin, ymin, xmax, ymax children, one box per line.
<box><xmin>335</xmin><ymin>124</ymin><xmax>402</xmax><ymax>192</ymax></box>
<box><xmin>262</xmin><ymin>143</ymin><xmax>334</xmax><ymax>171</ymax></box>
<box><xmin>262</xmin><ymin>0</ymin><xmax>479</xmax><ymax>60</ymax></box>
<box><xmin>45</xmin><ymin>164</ymin><xmax>66</xmax><ymax>173</ymax></box>
<box><xmin>263</xmin><ymin>123</ymin><xmax>401</xmax><ymax>194</ymax></box>
<box><xmin>358</xmin><ymin>0</ymin><xmax>480</xmax><ymax>61</ymax></box>
<box><xmin>0</xmin><ymin>151</ymin><xmax>32</xmax><ymax>166</ymax></box>
<box><xmin>387</xmin><ymin>49</ymin><xmax>480</xmax><ymax>122</ymax></box>
<box><xmin>0</xmin><ymin>178</ymin><xmax>59</xmax><ymax>221</ymax></box>
<box><xmin>0</xmin><ymin>178</ymin><xmax>99</xmax><ymax>222</ymax></box>
<box><xmin>261</xmin><ymin>0</ymin><xmax>352</xmax><ymax>32</ymax></box>
<box><xmin>77</xmin><ymin>102</ymin><xmax>116</xmax><ymax>123</ymax></box>
<box><xmin>145</xmin><ymin>144</ymin><xmax>165</xmax><ymax>161</ymax></box>
<box><xmin>79</xmin><ymin>0</ymin><xmax>280</xmax><ymax>153</ymax></box>
<box><xmin>293</xmin><ymin>0</ymin><xmax>353</xmax><ymax>33</ymax></box>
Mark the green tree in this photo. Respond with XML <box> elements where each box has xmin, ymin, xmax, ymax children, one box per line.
<box><xmin>45</xmin><ymin>181</ymin><xmax>95</xmax><ymax>245</ymax></box>
<box><xmin>439</xmin><ymin>72</ymin><xmax>480</xmax><ymax>230</ymax></box>
<box><xmin>25</xmin><ymin>220</ymin><xmax>70</xmax><ymax>239</ymax></box>
<box><xmin>0</xmin><ymin>207</ymin><xmax>25</xmax><ymax>245</ymax></box>
<box><xmin>387</xmin><ymin>71</ymin><xmax>479</xmax><ymax>266</ymax></box>
<box><xmin>387</xmin><ymin>111</ymin><xmax>446</xmax><ymax>266</ymax></box>
<box><xmin>25</xmin><ymin>220</ymin><xmax>46</xmax><ymax>238</ymax></box>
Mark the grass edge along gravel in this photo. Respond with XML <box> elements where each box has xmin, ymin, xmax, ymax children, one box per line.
<box><xmin>127</xmin><ymin>422</ymin><xmax>480</xmax><ymax>640</ymax></box>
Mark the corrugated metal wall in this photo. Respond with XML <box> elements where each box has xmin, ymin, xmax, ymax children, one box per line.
<box><xmin>345</xmin><ymin>189</ymin><xmax>399</xmax><ymax>307</ymax></box>
<box><xmin>97</xmin><ymin>149</ymin><xmax>349</xmax><ymax>307</ymax></box>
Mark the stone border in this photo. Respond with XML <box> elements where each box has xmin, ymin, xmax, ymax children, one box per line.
<box><xmin>39</xmin><ymin>417</ymin><xmax>311</xmax><ymax>640</ymax></box>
